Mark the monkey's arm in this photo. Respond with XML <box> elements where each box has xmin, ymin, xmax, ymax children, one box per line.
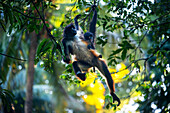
<box><xmin>74</xmin><ymin>14</ymin><xmax>81</xmax><ymax>30</ymax></box>
<box><xmin>89</xmin><ymin>5</ymin><xmax>97</xmax><ymax>43</ymax></box>
<box><xmin>62</xmin><ymin>39</ymin><xmax>71</xmax><ymax>64</ymax></box>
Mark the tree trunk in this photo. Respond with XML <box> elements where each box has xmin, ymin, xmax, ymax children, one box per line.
<box><xmin>24</xmin><ymin>31</ymin><xmax>37</xmax><ymax>113</ymax></box>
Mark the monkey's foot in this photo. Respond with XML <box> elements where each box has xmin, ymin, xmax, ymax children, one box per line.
<box><xmin>76</xmin><ymin>71</ymin><xmax>86</xmax><ymax>81</ymax></box>
<box><xmin>111</xmin><ymin>92</ymin><xmax>121</xmax><ymax>106</ymax></box>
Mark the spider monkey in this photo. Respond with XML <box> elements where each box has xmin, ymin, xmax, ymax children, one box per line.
<box><xmin>62</xmin><ymin>5</ymin><xmax>120</xmax><ymax>106</ymax></box>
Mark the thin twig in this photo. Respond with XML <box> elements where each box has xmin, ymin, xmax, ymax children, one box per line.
<box><xmin>120</xmin><ymin>88</ymin><xmax>137</xmax><ymax>99</ymax></box>
<box><xmin>151</xmin><ymin>21</ymin><xmax>170</xmax><ymax>28</ymax></box>
<box><xmin>13</xmin><ymin>8</ymin><xmax>41</xmax><ymax>19</ymax></box>
<box><xmin>126</xmin><ymin>30</ymin><xmax>148</xmax><ymax>59</ymax></box>
<box><xmin>111</xmin><ymin>31</ymin><xmax>148</xmax><ymax>74</ymax></box>
<box><xmin>112</xmin><ymin>58</ymin><xmax>147</xmax><ymax>74</ymax></box>
<box><xmin>149</xmin><ymin>11</ymin><xmax>170</xmax><ymax>24</ymax></box>
<box><xmin>0</xmin><ymin>53</ymin><xmax>27</xmax><ymax>61</ymax></box>
<box><xmin>80</xmin><ymin>9</ymin><xmax>93</xmax><ymax>24</ymax></box>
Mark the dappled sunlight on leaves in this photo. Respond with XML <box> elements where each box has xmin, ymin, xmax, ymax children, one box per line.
<box><xmin>50</xmin><ymin>15</ymin><xmax>65</xmax><ymax>28</ymax></box>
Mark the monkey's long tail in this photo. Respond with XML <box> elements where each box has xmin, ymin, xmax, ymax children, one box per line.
<box><xmin>96</xmin><ymin>60</ymin><xmax>115</xmax><ymax>93</ymax></box>
<box><xmin>96</xmin><ymin>59</ymin><xmax>121</xmax><ymax>106</ymax></box>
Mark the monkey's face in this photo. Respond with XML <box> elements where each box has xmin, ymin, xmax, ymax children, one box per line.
<box><xmin>84</xmin><ymin>32</ymin><xmax>93</xmax><ymax>42</ymax></box>
<box><xmin>64</xmin><ymin>23</ymin><xmax>77</xmax><ymax>38</ymax></box>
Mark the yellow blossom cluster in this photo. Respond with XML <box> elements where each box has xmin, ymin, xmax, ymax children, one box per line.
<box><xmin>80</xmin><ymin>73</ymin><xmax>105</xmax><ymax>109</ymax></box>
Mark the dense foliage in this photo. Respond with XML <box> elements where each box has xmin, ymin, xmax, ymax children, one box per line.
<box><xmin>0</xmin><ymin>0</ymin><xmax>169</xmax><ymax>112</ymax></box>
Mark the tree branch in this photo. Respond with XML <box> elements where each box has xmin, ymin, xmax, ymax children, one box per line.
<box><xmin>31</xmin><ymin>1</ymin><xmax>62</xmax><ymax>54</ymax></box>
<box><xmin>112</xmin><ymin>37</ymin><xmax>170</xmax><ymax>75</ymax></box>
<box><xmin>146</xmin><ymin>37</ymin><xmax>170</xmax><ymax>60</ymax></box>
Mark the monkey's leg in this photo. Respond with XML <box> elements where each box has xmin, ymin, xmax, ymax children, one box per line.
<box><xmin>72</xmin><ymin>61</ymin><xmax>86</xmax><ymax>81</ymax></box>
<box><xmin>96</xmin><ymin>60</ymin><xmax>121</xmax><ymax>106</ymax></box>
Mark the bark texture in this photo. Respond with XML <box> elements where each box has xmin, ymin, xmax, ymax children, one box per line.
<box><xmin>25</xmin><ymin>31</ymin><xmax>37</xmax><ymax>113</ymax></box>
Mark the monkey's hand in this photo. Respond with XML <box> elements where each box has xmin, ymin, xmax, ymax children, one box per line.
<box><xmin>91</xmin><ymin>5</ymin><xmax>97</xmax><ymax>11</ymax></box>
<box><xmin>87</xmin><ymin>45</ymin><xmax>93</xmax><ymax>50</ymax></box>
<box><xmin>111</xmin><ymin>92</ymin><xmax>121</xmax><ymax>106</ymax></box>
<box><xmin>74</xmin><ymin>14</ymin><xmax>81</xmax><ymax>20</ymax></box>
<box><xmin>87</xmin><ymin>44</ymin><xmax>95</xmax><ymax>50</ymax></box>
<box><xmin>98</xmin><ymin>55</ymin><xmax>102</xmax><ymax>58</ymax></box>
<box><xmin>63</xmin><ymin>56</ymin><xmax>71</xmax><ymax>64</ymax></box>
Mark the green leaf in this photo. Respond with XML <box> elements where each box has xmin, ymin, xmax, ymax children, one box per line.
<box><xmin>8</xmin><ymin>9</ymin><xmax>14</xmax><ymax>26</ymax></box>
<box><xmin>108</xmin><ymin>59</ymin><xmax>118</xmax><ymax>66</ymax></box>
<box><xmin>147</xmin><ymin>48</ymin><xmax>154</xmax><ymax>54</ymax></box>
<box><xmin>52</xmin><ymin>43</ymin><xmax>57</xmax><ymax>57</ymax></box>
<box><xmin>46</xmin><ymin>23</ymin><xmax>50</xmax><ymax>28</ymax></box>
<box><xmin>8</xmin><ymin>26</ymin><xmax>13</xmax><ymax>35</ymax></box>
<box><xmin>106</xmin><ymin>103</ymin><xmax>110</xmax><ymax>109</ymax></box>
<box><xmin>37</xmin><ymin>38</ymin><xmax>51</xmax><ymax>56</ymax></box>
<box><xmin>127</xmin><ymin>4</ymin><xmax>132</xmax><ymax>9</ymax></box>
<box><xmin>121</xmin><ymin>49</ymin><xmax>127</xmax><ymax>60</ymax></box>
<box><xmin>3</xmin><ymin>90</ymin><xmax>14</xmax><ymax>101</ymax></box>
<box><xmin>0</xmin><ymin>20</ymin><xmax>6</xmax><ymax>32</ymax></box>
<box><xmin>110</xmin><ymin>49</ymin><xmax>123</xmax><ymax>56</ymax></box>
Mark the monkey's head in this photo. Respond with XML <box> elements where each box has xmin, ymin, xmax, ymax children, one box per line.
<box><xmin>63</xmin><ymin>23</ymin><xmax>77</xmax><ymax>38</ymax></box>
<box><xmin>84</xmin><ymin>32</ymin><xmax>93</xmax><ymax>42</ymax></box>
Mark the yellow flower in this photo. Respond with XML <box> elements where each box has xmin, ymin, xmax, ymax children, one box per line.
<box><xmin>110</xmin><ymin>63</ymin><xmax>129</xmax><ymax>83</ymax></box>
